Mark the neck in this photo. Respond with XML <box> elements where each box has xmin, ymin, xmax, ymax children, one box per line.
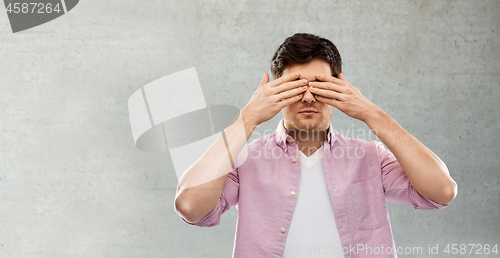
<box><xmin>286</xmin><ymin>128</ymin><xmax>326</xmax><ymax>157</ymax></box>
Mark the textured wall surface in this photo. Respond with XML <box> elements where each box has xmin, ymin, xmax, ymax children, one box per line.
<box><xmin>0</xmin><ymin>0</ymin><xmax>499</xmax><ymax>257</ymax></box>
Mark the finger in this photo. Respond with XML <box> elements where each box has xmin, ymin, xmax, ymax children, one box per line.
<box><xmin>309</xmin><ymin>81</ymin><xmax>346</xmax><ymax>93</ymax></box>
<box><xmin>338</xmin><ymin>73</ymin><xmax>347</xmax><ymax>82</ymax></box>
<box><xmin>315</xmin><ymin>73</ymin><xmax>348</xmax><ymax>86</ymax></box>
<box><xmin>277</xmin><ymin>93</ymin><xmax>303</xmax><ymax>108</ymax></box>
<box><xmin>309</xmin><ymin>87</ymin><xmax>344</xmax><ymax>101</ymax></box>
<box><xmin>315</xmin><ymin>95</ymin><xmax>341</xmax><ymax>108</ymax></box>
<box><xmin>274</xmin><ymin>79</ymin><xmax>308</xmax><ymax>94</ymax></box>
<box><xmin>275</xmin><ymin>85</ymin><xmax>308</xmax><ymax>101</ymax></box>
<box><xmin>258</xmin><ymin>73</ymin><xmax>269</xmax><ymax>88</ymax></box>
<box><xmin>268</xmin><ymin>72</ymin><xmax>300</xmax><ymax>88</ymax></box>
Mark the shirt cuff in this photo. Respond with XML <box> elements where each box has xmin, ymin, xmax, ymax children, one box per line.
<box><xmin>417</xmin><ymin>191</ymin><xmax>450</xmax><ymax>209</ymax></box>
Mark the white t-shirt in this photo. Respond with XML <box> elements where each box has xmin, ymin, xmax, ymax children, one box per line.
<box><xmin>282</xmin><ymin>145</ymin><xmax>345</xmax><ymax>258</ymax></box>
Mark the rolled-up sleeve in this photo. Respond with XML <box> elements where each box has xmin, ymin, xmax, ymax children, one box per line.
<box><xmin>181</xmin><ymin>162</ymin><xmax>240</xmax><ymax>227</ymax></box>
<box><xmin>376</xmin><ymin>141</ymin><xmax>448</xmax><ymax>210</ymax></box>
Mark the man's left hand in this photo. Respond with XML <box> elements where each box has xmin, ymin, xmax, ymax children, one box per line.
<box><xmin>309</xmin><ymin>73</ymin><xmax>381</xmax><ymax>122</ymax></box>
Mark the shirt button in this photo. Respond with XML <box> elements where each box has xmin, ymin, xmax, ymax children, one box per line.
<box><xmin>288</xmin><ymin>138</ymin><xmax>293</xmax><ymax>143</ymax></box>
<box><xmin>281</xmin><ymin>227</ymin><xmax>286</xmax><ymax>233</ymax></box>
<box><xmin>290</xmin><ymin>191</ymin><xmax>295</xmax><ymax>196</ymax></box>
<box><xmin>292</xmin><ymin>157</ymin><xmax>297</xmax><ymax>162</ymax></box>
<box><xmin>332</xmin><ymin>185</ymin><xmax>336</xmax><ymax>191</ymax></box>
<box><xmin>282</xmin><ymin>145</ymin><xmax>286</xmax><ymax>149</ymax></box>
<box><xmin>341</xmin><ymin>220</ymin><xmax>344</xmax><ymax>227</ymax></box>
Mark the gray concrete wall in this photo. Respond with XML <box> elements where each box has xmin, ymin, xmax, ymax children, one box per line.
<box><xmin>0</xmin><ymin>0</ymin><xmax>498</xmax><ymax>257</ymax></box>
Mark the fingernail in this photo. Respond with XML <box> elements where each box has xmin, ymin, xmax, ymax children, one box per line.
<box><xmin>309</xmin><ymin>82</ymin><xmax>314</xmax><ymax>86</ymax></box>
<box><xmin>302</xmin><ymin>86</ymin><xmax>307</xmax><ymax>89</ymax></box>
<box><xmin>295</xmin><ymin>73</ymin><xmax>299</xmax><ymax>77</ymax></box>
<box><xmin>302</xmin><ymin>79</ymin><xmax>307</xmax><ymax>84</ymax></box>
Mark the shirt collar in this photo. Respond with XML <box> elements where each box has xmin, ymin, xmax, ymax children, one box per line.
<box><xmin>274</xmin><ymin>118</ymin><xmax>336</xmax><ymax>148</ymax></box>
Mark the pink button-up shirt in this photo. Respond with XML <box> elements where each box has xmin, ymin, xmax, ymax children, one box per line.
<box><xmin>179</xmin><ymin>118</ymin><xmax>448</xmax><ymax>257</ymax></box>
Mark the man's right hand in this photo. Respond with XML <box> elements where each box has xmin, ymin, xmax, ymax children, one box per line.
<box><xmin>241</xmin><ymin>72</ymin><xmax>308</xmax><ymax>127</ymax></box>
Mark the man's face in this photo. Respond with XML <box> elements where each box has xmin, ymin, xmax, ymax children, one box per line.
<box><xmin>281</xmin><ymin>58</ymin><xmax>334</xmax><ymax>133</ymax></box>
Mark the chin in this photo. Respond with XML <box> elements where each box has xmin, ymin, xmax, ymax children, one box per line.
<box><xmin>296</xmin><ymin>120</ymin><xmax>321</xmax><ymax>131</ymax></box>
<box><xmin>285</xmin><ymin>114</ymin><xmax>326</xmax><ymax>131</ymax></box>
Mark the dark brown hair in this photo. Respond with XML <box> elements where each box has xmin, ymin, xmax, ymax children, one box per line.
<box><xmin>271</xmin><ymin>33</ymin><xmax>342</xmax><ymax>79</ymax></box>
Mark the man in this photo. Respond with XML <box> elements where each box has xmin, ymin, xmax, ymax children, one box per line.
<box><xmin>174</xmin><ymin>33</ymin><xmax>457</xmax><ymax>258</ymax></box>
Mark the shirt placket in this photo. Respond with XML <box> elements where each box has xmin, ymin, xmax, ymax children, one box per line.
<box><xmin>273</xmin><ymin>136</ymin><xmax>302</xmax><ymax>258</ymax></box>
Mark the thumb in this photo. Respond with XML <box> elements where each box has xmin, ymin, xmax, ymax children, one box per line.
<box><xmin>259</xmin><ymin>73</ymin><xmax>269</xmax><ymax>87</ymax></box>
<box><xmin>338</xmin><ymin>73</ymin><xmax>347</xmax><ymax>81</ymax></box>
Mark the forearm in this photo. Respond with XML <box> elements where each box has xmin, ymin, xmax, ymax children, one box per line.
<box><xmin>175</xmin><ymin>111</ymin><xmax>256</xmax><ymax>223</ymax></box>
<box><xmin>364</xmin><ymin>108</ymin><xmax>457</xmax><ymax>205</ymax></box>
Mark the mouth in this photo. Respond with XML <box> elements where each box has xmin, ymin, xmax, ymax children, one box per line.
<box><xmin>299</xmin><ymin>110</ymin><xmax>318</xmax><ymax>116</ymax></box>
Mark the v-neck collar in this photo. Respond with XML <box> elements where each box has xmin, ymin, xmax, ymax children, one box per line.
<box><xmin>299</xmin><ymin>145</ymin><xmax>324</xmax><ymax>168</ymax></box>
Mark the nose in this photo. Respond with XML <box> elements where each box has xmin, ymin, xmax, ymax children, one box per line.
<box><xmin>301</xmin><ymin>87</ymin><xmax>316</xmax><ymax>103</ymax></box>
